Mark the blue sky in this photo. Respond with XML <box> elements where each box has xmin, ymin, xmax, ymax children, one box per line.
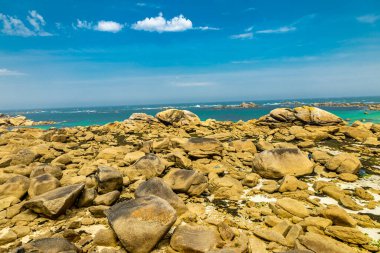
<box><xmin>0</xmin><ymin>0</ymin><xmax>379</xmax><ymax>109</ymax></box>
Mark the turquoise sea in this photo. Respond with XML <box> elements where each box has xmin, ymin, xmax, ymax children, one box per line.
<box><xmin>2</xmin><ymin>96</ymin><xmax>380</xmax><ymax>128</ymax></box>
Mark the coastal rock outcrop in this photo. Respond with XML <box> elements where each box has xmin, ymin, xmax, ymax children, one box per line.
<box><xmin>259</xmin><ymin>106</ymin><xmax>344</xmax><ymax>126</ymax></box>
<box><xmin>0</xmin><ymin>107</ymin><xmax>379</xmax><ymax>252</ymax></box>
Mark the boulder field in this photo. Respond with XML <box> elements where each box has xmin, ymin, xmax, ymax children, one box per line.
<box><xmin>0</xmin><ymin>106</ymin><xmax>379</xmax><ymax>252</ymax></box>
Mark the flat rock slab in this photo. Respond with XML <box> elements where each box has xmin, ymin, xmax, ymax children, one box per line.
<box><xmin>106</xmin><ymin>195</ymin><xmax>177</xmax><ymax>253</ymax></box>
<box><xmin>24</xmin><ymin>183</ymin><xmax>84</xmax><ymax>219</ymax></box>
<box><xmin>298</xmin><ymin>232</ymin><xmax>356</xmax><ymax>253</ymax></box>
<box><xmin>170</xmin><ymin>224</ymin><xmax>219</xmax><ymax>252</ymax></box>
<box><xmin>14</xmin><ymin>238</ymin><xmax>80</xmax><ymax>252</ymax></box>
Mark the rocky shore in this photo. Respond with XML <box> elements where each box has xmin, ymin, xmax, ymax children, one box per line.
<box><xmin>0</xmin><ymin>106</ymin><xmax>379</xmax><ymax>253</ymax></box>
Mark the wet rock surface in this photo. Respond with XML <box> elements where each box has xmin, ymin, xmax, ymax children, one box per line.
<box><xmin>0</xmin><ymin>107</ymin><xmax>379</xmax><ymax>252</ymax></box>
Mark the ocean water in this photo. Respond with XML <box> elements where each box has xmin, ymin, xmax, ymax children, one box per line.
<box><xmin>2</xmin><ymin>96</ymin><xmax>380</xmax><ymax>128</ymax></box>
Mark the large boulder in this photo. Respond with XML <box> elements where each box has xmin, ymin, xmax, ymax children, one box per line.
<box><xmin>135</xmin><ymin>177</ymin><xmax>188</xmax><ymax>215</ymax></box>
<box><xmin>124</xmin><ymin>153</ymin><xmax>165</xmax><ymax>180</ymax></box>
<box><xmin>106</xmin><ymin>195</ymin><xmax>177</xmax><ymax>253</ymax></box>
<box><xmin>252</xmin><ymin>148</ymin><xmax>314</xmax><ymax>179</ymax></box>
<box><xmin>340</xmin><ymin>126</ymin><xmax>376</xmax><ymax>142</ymax></box>
<box><xmin>163</xmin><ymin>168</ymin><xmax>208</xmax><ymax>196</ymax></box>
<box><xmin>28</xmin><ymin>173</ymin><xmax>61</xmax><ymax>198</ymax></box>
<box><xmin>96</xmin><ymin>165</ymin><xmax>123</xmax><ymax>194</ymax></box>
<box><xmin>270</xmin><ymin>108</ymin><xmax>296</xmax><ymax>122</ymax></box>
<box><xmin>14</xmin><ymin>238</ymin><xmax>80</xmax><ymax>252</ymax></box>
<box><xmin>182</xmin><ymin>137</ymin><xmax>224</xmax><ymax>158</ymax></box>
<box><xmin>170</xmin><ymin>224</ymin><xmax>219</xmax><ymax>252</ymax></box>
<box><xmin>325</xmin><ymin>153</ymin><xmax>361</xmax><ymax>174</ymax></box>
<box><xmin>30</xmin><ymin>164</ymin><xmax>63</xmax><ymax>179</ymax></box>
<box><xmin>209</xmin><ymin>175</ymin><xmax>243</xmax><ymax>200</ymax></box>
<box><xmin>321</xmin><ymin>205</ymin><xmax>357</xmax><ymax>227</ymax></box>
<box><xmin>298</xmin><ymin>232</ymin><xmax>356</xmax><ymax>253</ymax></box>
<box><xmin>156</xmin><ymin>109</ymin><xmax>201</xmax><ymax>127</ymax></box>
<box><xmin>24</xmin><ymin>183</ymin><xmax>84</xmax><ymax>219</ymax></box>
<box><xmin>294</xmin><ymin>106</ymin><xmax>343</xmax><ymax>125</ymax></box>
<box><xmin>259</xmin><ymin>106</ymin><xmax>343</xmax><ymax>126</ymax></box>
<box><xmin>11</xmin><ymin>148</ymin><xmax>38</xmax><ymax>166</ymax></box>
<box><xmin>0</xmin><ymin>175</ymin><xmax>30</xmax><ymax>199</ymax></box>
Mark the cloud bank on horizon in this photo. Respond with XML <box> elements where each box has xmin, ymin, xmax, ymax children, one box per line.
<box><xmin>0</xmin><ymin>0</ymin><xmax>379</xmax><ymax>109</ymax></box>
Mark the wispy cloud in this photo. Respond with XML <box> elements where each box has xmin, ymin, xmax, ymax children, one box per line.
<box><xmin>244</xmin><ymin>7</ymin><xmax>256</xmax><ymax>12</ymax></box>
<box><xmin>357</xmin><ymin>14</ymin><xmax>380</xmax><ymax>24</ymax></box>
<box><xmin>230</xmin><ymin>32</ymin><xmax>253</xmax><ymax>40</ymax></box>
<box><xmin>74</xmin><ymin>19</ymin><xmax>124</xmax><ymax>33</ymax></box>
<box><xmin>256</xmin><ymin>26</ymin><xmax>296</xmax><ymax>34</ymax></box>
<box><xmin>136</xmin><ymin>2</ymin><xmax>160</xmax><ymax>9</ymax></box>
<box><xmin>132</xmin><ymin>13</ymin><xmax>192</xmax><ymax>32</ymax></box>
<box><xmin>195</xmin><ymin>26</ymin><xmax>220</xmax><ymax>31</ymax></box>
<box><xmin>0</xmin><ymin>10</ymin><xmax>51</xmax><ymax>37</ymax></box>
<box><xmin>173</xmin><ymin>82</ymin><xmax>215</xmax><ymax>87</ymax></box>
<box><xmin>0</xmin><ymin>68</ymin><xmax>24</xmax><ymax>76</ymax></box>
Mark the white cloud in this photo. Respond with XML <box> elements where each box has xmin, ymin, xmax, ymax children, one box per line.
<box><xmin>0</xmin><ymin>14</ymin><xmax>34</xmax><ymax>37</ymax></box>
<box><xmin>0</xmin><ymin>11</ymin><xmax>51</xmax><ymax>37</ymax></box>
<box><xmin>196</xmin><ymin>26</ymin><xmax>220</xmax><ymax>31</ymax></box>
<box><xmin>27</xmin><ymin>10</ymin><xmax>51</xmax><ymax>36</ymax></box>
<box><xmin>256</xmin><ymin>26</ymin><xmax>296</xmax><ymax>34</ymax></box>
<box><xmin>230</xmin><ymin>32</ymin><xmax>253</xmax><ymax>40</ymax></box>
<box><xmin>357</xmin><ymin>14</ymin><xmax>380</xmax><ymax>24</ymax></box>
<box><xmin>75</xmin><ymin>19</ymin><xmax>93</xmax><ymax>30</ymax></box>
<box><xmin>75</xmin><ymin>19</ymin><xmax>124</xmax><ymax>33</ymax></box>
<box><xmin>0</xmin><ymin>68</ymin><xmax>24</xmax><ymax>76</ymax></box>
<box><xmin>136</xmin><ymin>2</ymin><xmax>160</xmax><ymax>9</ymax></box>
<box><xmin>95</xmin><ymin>21</ymin><xmax>124</xmax><ymax>33</ymax></box>
<box><xmin>173</xmin><ymin>82</ymin><xmax>215</xmax><ymax>87</ymax></box>
<box><xmin>132</xmin><ymin>13</ymin><xmax>192</xmax><ymax>32</ymax></box>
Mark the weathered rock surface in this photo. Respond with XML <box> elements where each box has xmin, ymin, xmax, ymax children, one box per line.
<box><xmin>125</xmin><ymin>153</ymin><xmax>165</xmax><ymax>180</ymax></box>
<box><xmin>260</xmin><ymin>106</ymin><xmax>343</xmax><ymax>126</ymax></box>
<box><xmin>298</xmin><ymin>232</ymin><xmax>356</xmax><ymax>253</ymax></box>
<box><xmin>252</xmin><ymin>148</ymin><xmax>314</xmax><ymax>179</ymax></box>
<box><xmin>15</xmin><ymin>238</ymin><xmax>80</xmax><ymax>252</ymax></box>
<box><xmin>106</xmin><ymin>195</ymin><xmax>177</xmax><ymax>253</ymax></box>
<box><xmin>96</xmin><ymin>165</ymin><xmax>123</xmax><ymax>194</ymax></box>
<box><xmin>135</xmin><ymin>177</ymin><xmax>188</xmax><ymax>215</ymax></box>
<box><xmin>0</xmin><ymin>175</ymin><xmax>30</xmax><ymax>199</ymax></box>
<box><xmin>325</xmin><ymin>153</ymin><xmax>362</xmax><ymax>174</ymax></box>
<box><xmin>24</xmin><ymin>183</ymin><xmax>84</xmax><ymax>218</ymax></box>
<box><xmin>156</xmin><ymin>109</ymin><xmax>201</xmax><ymax>127</ymax></box>
<box><xmin>325</xmin><ymin>226</ymin><xmax>371</xmax><ymax>244</ymax></box>
<box><xmin>183</xmin><ymin>137</ymin><xmax>224</xmax><ymax>158</ymax></box>
<box><xmin>28</xmin><ymin>173</ymin><xmax>61</xmax><ymax>197</ymax></box>
<box><xmin>163</xmin><ymin>168</ymin><xmax>208</xmax><ymax>196</ymax></box>
<box><xmin>170</xmin><ymin>224</ymin><xmax>219</xmax><ymax>252</ymax></box>
<box><xmin>276</xmin><ymin>198</ymin><xmax>310</xmax><ymax>218</ymax></box>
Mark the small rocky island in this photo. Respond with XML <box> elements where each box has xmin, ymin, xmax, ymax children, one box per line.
<box><xmin>0</xmin><ymin>114</ymin><xmax>54</xmax><ymax>127</ymax></box>
<box><xmin>0</xmin><ymin>106</ymin><xmax>379</xmax><ymax>253</ymax></box>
